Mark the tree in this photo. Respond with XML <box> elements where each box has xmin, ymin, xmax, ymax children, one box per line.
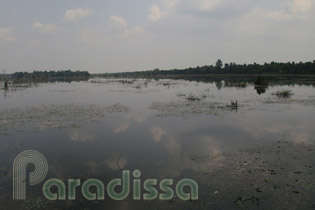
<box><xmin>215</xmin><ymin>59</ymin><xmax>223</xmax><ymax>69</ymax></box>
<box><xmin>2</xmin><ymin>69</ymin><xmax>8</xmax><ymax>89</ymax></box>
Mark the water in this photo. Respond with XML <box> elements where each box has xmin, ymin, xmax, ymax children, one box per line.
<box><xmin>0</xmin><ymin>77</ymin><xmax>315</xmax><ymax>209</ymax></box>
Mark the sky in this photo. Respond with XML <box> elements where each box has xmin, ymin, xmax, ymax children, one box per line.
<box><xmin>0</xmin><ymin>0</ymin><xmax>314</xmax><ymax>73</ymax></box>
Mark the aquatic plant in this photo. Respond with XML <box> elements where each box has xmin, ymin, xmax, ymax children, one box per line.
<box><xmin>133</xmin><ymin>84</ymin><xmax>142</xmax><ymax>89</ymax></box>
<box><xmin>229</xmin><ymin>100</ymin><xmax>238</xmax><ymax>109</ymax></box>
<box><xmin>150</xmin><ymin>100</ymin><xmax>220</xmax><ymax>117</ymax></box>
<box><xmin>186</xmin><ymin>94</ymin><xmax>201</xmax><ymax>101</ymax></box>
<box><xmin>0</xmin><ymin>103</ymin><xmax>129</xmax><ymax>135</ymax></box>
<box><xmin>272</xmin><ymin>90</ymin><xmax>293</xmax><ymax>98</ymax></box>
<box><xmin>177</xmin><ymin>93</ymin><xmax>186</xmax><ymax>97</ymax></box>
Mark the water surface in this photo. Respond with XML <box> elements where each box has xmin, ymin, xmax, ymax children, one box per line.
<box><xmin>0</xmin><ymin>77</ymin><xmax>315</xmax><ymax>209</ymax></box>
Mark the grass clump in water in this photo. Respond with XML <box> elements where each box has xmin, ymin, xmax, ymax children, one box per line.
<box><xmin>186</xmin><ymin>94</ymin><xmax>201</xmax><ymax>101</ymax></box>
<box><xmin>272</xmin><ymin>90</ymin><xmax>293</xmax><ymax>98</ymax></box>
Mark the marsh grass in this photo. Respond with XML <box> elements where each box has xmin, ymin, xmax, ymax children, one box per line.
<box><xmin>186</xmin><ymin>94</ymin><xmax>201</xmax><ymax>101</ymax></box>
<box><xmin>177</xmin><ymin>92</ymin><xmax>186</xmax><ymax>97</ymax></box>
<box><xmin>185</xmin><ymin>93</ymin><xmax>208</xmax><ymax>101</ymax></box>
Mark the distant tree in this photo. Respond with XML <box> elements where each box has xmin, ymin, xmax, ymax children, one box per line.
<box><xmin>215</xmin><ymin>59</ymin><xmax>223</xmax><ymax>69</ymax></box>
<box><xmin>2</xmin><ymin>69</ymin><xmax>8</xmax><ymax>89</ymax></box>
<box><xmin>229</xmin><ymin>62</ymin><xmax>236</xmax><ymax>68</ymax></box>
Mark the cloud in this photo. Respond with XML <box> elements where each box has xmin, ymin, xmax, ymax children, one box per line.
<box><xmin>176</xmin><ymin>0</ymin><xmax>313</xmax><ymax>21</ymax></box>
<box><xmin>266</xmin><ymin>0</ymin><xmax>313</xmax><ymax>21</ymax></box>
<box><xmin>293</xmin><ymin>0</ymin><xmax>312</xmax><ymax>13</ymax></box>
<box><xmin>110</xmin><ymin>15</ymin><xmax>127</xmax><ymax>27</ymax></box>
<box><xmin>124</xmin><ymin>26</ymin><xmax>145</xmax><ymax>35</ymax></box>
<box><xmin>32</xmin><ymin>21</ymin><xmax>58</xmax><ymax>33</ymax></box>
<box><xmin>236</xmin><ymin>8</ymin><xmax>267</xmax><ymax>36</ymax></box>
<box><xmin>266</xmin><ymin>10</ymin><xmax>294</xmax><ymax>21</ymax></box>
<box><xmin>64</xmin><ymin>8</ymin><xmax>93</xmax><ymax>21</ymax></box>
<box><xmin>189</xmin><ymin>0</ymin><xmax>222</xmax><ymax>11</ymax></box>
<box><xmin>235</xmin><ymin>0</ymin><xmax>314</xmax><ymax>39</ymax></box>
<box><xmin>0</xmin><ymin>27</ymin><xmax>16</xmax><ymax>42</ymax></box>
<box><xmin>163</xmin><ymin>0</ymin><xmax>181</xmax><ymax>8</ymax></box>
<box><xmin>148</xmin><ymin>5</ymin><xmax>164</xmax><ymax>21</ymax></box>
<box><xmin>79</xmin><ymin>27</ymin><xmax>107</xmax><ymax>44</ymax></box>
<box><xmin>163</xmin><ymin>0</ymin><xmax>253</xmax><ymax>21</ymax></box>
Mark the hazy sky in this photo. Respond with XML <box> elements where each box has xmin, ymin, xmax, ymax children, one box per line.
<box><xmin>0</xmin><ymin>0</ymin><xmax>314</xmax><ymax>73</ymax></box>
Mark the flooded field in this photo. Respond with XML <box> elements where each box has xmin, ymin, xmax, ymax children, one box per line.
<box><xmin>1</xmin><ymin>76</ymin><xmax>315</xmax><ymax>210</ymax></box>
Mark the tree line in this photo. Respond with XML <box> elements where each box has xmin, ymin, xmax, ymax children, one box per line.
<box><xmin>12</xmin><ymin>70</ymin><xmax>90</xmax><ymax>80</ymax></box>
<box><xmin>102</xmin><ymin>60</ymin><xmax>315</xmax><ymax>77</ymax></box>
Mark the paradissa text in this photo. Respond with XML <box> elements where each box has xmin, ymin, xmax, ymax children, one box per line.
<box><xmin>13</xmin><ymin>150</ymin><xmax>198</xmax><ymax>201</ymax></box>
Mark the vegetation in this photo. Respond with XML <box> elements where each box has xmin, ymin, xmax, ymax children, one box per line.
<box><xmin>254</xmin><ymin>76</ymin><xmax>269</xmax><ymax>95</ymax></box>
<box><xmin>186</xmin><ymin>94</ymin><xmax>202</xmax><ymax>101</ymax></box>
<box><xmin>12</xmin><ymin>70</ymin><xmax>90</xmax><ymax>81</ymax></box>
<box><xmin>99</xmin><ymin>60</ymin><xmax>315</xmax><ymax>78</ymax></box>
<box><xmin>254</xmin><ymin>76</ymin><xmax>268</xmax><ymax>86</ymax></box>
<box><xmin>272</xmin><ymin>90</ymin><xmax>293</xmax><ymax>98</ymax></box>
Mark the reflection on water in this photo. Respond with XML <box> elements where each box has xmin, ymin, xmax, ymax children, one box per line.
<box><xmin>0</xmin><ymin>76</ymin><xmax>315</xmax><ymax>209</ymax></box>
<box><xmin>254</xmin><ymin>85</ymin><xmax>268</xmax><ymax>95</ymax></box>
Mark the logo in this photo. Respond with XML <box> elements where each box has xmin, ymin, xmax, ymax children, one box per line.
<box><xmin>13</xmin><ymin>150</ymin><xmax>198</xmax><ymax>201</ymax></box>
